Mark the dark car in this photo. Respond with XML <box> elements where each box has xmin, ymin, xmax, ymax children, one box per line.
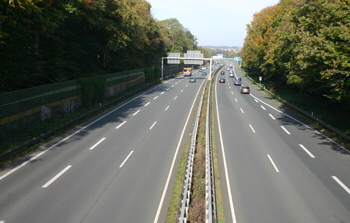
<box><xmin>220</xmin><ymin>71</ymin><xmax>225</xmax><ymax>75</ymax></box>
<box><xmin>241</xmin><ymin>86</ymin><xmax>250</xmax><ymax>94</ymax></box>
<box><xmin>202</xmin><ymin>72</ymin><xmax>207</xmax><ymax>75</ymax></box>
<box><xmin>189</xmin><ymin>78</ymin><xmax>196</xmax><ymax>83</ymax></box>
<box><xmin>234</xmin><ymin>77</ymin><xmax>242</xmax><ymax>85</ymax></box>
<box><xmin>219</xmin><ymin>78</ymin><xmax>225</xmax><ymax>83</ymax></box>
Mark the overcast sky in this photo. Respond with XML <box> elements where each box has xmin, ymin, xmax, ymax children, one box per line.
<box><xmin>147</xmin><ymin>0</ymin><xmax>280</xmax><ymax>47</ymax></box>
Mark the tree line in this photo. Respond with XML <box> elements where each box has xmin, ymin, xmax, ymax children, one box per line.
<box><xmin>241</xmin><ymin>0</ymin><xmax>350</xmax><ymax>105</ymax></box>
<box><xmin>0</xmin><ymin>0</ymin><xmax>198</xmax><ymax>93</ymax></box>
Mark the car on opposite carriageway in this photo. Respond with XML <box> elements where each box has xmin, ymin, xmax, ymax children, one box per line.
<box><xmin>240</xmin><ymin>86</ymin><xmax>250</xmax><ymax>94</ymax></box>
<box><xmin>234</xmin><ymin>77</ymin><xmax>242</xmax><ymax>85</ymax></box>
<box><xmin>219</xmin><ymin>78</ymin><xmax>226</xmax><ymax>83</ymax></box>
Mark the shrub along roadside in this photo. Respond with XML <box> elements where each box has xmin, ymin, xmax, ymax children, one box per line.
<box><xmin>80</xmin><ymin>76</ymin><xmax>106</xmax><ymax>108</ymax></box>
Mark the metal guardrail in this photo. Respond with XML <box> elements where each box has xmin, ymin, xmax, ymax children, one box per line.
<box><xmin>238</xmin><ymin>65</ymin><xmax>350</xmax><ymax>144</ymax></box>
<box><xmin>177</xmin><ymin>65</ymin><xmax>222</xmax><ymax>222</ymax></box>
<box><xmin>205</xmin><ymin>71</ymin><xmax>217</xmax><ymax>223</ymax></box>
<box><xmin>178</xmin><ymin>84</ymin><xmax>206</xmax><ymax>222</ymax></box>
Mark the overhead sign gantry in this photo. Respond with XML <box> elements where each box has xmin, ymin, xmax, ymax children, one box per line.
<box><xmin>162</xmin><ymin>50</ymin><xmax>213</xmax><ymax>80</ymax></box>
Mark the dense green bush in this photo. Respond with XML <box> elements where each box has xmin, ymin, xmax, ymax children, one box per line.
<box><xmin>80</xmin><ymin>76</ymin><xmax>105</xmax><ymax>108</ymax></box>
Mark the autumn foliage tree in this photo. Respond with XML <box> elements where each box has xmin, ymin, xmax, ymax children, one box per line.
<box><xmin>241</xmin><ymin>0</ymin><xmax>350</xmax><ymax>104</ymax></box>
<box><xmin>160</xmin><ymin>18</ymin><xmax>198</xmax><ymax>53</ymax></box>
<box><xmin>0</xmin><ymin>0</ymin><xmax>176</xmax><ymax>92</ymax></box>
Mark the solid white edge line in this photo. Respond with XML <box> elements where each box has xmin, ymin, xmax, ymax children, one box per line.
<box><xmin>150</xmin><ymin>121</ymin><xmax>157</xmax><ymax>130</ymax></box>
<box><xmin>119</xmin><ymin>151</ymin><xmax>134</xmax><ymax>168</ymax></box>
<box><xmin>332</xmin><ymin>176</ymin><xmax>350</xmax><ymax>195</ymax></box>
<box><xmin>89</xmin><ymin>137</ymin><xmax>106</xmax><ymax>150</ymax></box>
<box><xmin>249</xmin><ymin>124</ymin><xmax>256</xmax><ymax>133</ymax></box>
<box><xmin>215</xmin><ymin>74</ymin><xmax>237</xmax><ymax>223</ymax></box>
<box><xmin>299</xmin><ymin>144</ymin><xmax>315</xmax><ymax>158</ymax></box>
<box><xmin>116</xmin><ymin>121</ymin><xmax>126</xmax><ymax>129</ymax></box>
<box><xmin>153</xmin><ymin>78</ymin><xmax>207</xmax><ymax>223</ymax></box>
<box><xmin>133</xmin><ymin>110</ymin><xmax>140</xmax><ymax>116</ymax></box>
<box><xmin>267</xmin><ymin>155</ymin><xmax>280</xmax><ymax>173</ymax></box>
<box><xmin>42</xmin><ymin>165</ymin><xmax>72</xmax><ymax>188</ymax></box>
<box><xmin>281</xmin><ymin>126</ymin><xmax>291</xmax><ymax>135</ymax></box>
<box><xmin>0</xmin><ymin>83</ymin><xmax>163</xmax><ymax>181</ymax></box>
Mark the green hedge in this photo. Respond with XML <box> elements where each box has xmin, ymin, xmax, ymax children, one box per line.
<box><xmin>80</xmin><ymin>76</ymin><xmax>106</xmax><ymax>108</ymax></box>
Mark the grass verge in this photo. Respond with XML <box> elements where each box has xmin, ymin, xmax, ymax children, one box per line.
<box><xmin>187</xmin><ymin>84</ymin><xmax>208</xmax><ymax>222</ymax></box>
<box><xmin>165</xmin><ymin>144</ymin><xmax>190</xmax><ymax>222</ymax></box>
<box><xmin>210</xmin><ymin>80</ymin><xmax>226</xmax><ymax>222</ymax></box>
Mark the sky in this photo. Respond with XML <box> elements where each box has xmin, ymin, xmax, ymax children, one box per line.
<box><xmin>146</xmin><ymin>0</ymin><xmax>281</xmax><ymax>47</ymax></box>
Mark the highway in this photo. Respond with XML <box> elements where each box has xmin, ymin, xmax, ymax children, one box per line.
<box><xmin>0</xmin><ymin>69</ymin><xmax>209</xmax><ymax>223</ymax></box>
<box><xmin>215</xmin><ymin>63</ymin><xmax>350</xmax><ymax>222</ymax></box>
<box><xmin>1</xmin><ymin>62</ymin><xmax>349</xmax><ymax>223</ymax></box>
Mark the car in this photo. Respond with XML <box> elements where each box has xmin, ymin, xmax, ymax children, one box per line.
<box><xmin>241</xmin><ymin>86</ymin><xmax>250</xmax><ymax>94</ymax></box>
<box><xmin>227</xmin><ymin>68</ymin><xmax>230</xmax><ymax>71</ymax></box>
<box><xmin>229</xmin><ymin>73</ymin><xmax>234</xmax><ymax>78</ymax></box>
<box><xmin>202</xmin><ymin>71</ymin><xmax>207</xmax><ymax>75</ymax></box>
<box><xmin>234</xmin><ymin>77</ymin><xmax>242</xmax><ymax>85</ymax></box>
<box><xmin>219</xmin><ymin>78</ymin><xmax>225</xmax><ymax>83</ymax></box>
<box><xmin>189</xmin><ymin>78</ymin><xmax>196</xmax><ymax>83</ymax></box>
<box><xmin>220</xmin><ymin>71</ymin><xmax>225</xmax><ymax>75</ymax></box>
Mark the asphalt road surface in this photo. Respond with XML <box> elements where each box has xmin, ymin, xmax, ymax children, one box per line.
<box><xmin>0</xmin><ymin>69</ymin><xmax>208</xmax><ymax>223</ymax></box>
<box><xmin>215</xmin><ymin>63</ymin><xmax>350</xmax><ymax>223</ymax></box>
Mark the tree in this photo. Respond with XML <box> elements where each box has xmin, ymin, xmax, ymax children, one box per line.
<box><xmin>160</xmin><ymin>18</ymin><xmax>197</xmax><ymax>53</ymax></box>
<box><xmin>0</xmin><ymin>0</ymin><xmax>174</xmax><ymax>92</ymax></box>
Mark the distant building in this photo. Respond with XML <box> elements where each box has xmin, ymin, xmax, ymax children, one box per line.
<box><xmin>212</xmin><ymin>54</ymin><xmax>224</xmax><ymax>59</ymax></box>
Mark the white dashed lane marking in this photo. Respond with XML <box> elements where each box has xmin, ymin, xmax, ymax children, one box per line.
<box><xmin>116</xmin><ymin>121</ymin><xmax>126</xmax><ymax>129</ymax></box>
<box><xmin>42</xmin><ymin>165</ymin><xmax>72</xmax><ymax>188</ymax></box>
<box><xmin>89</xmin><ymin>137</ymin><xmax>106</xmax><ymax>150</ymax></box>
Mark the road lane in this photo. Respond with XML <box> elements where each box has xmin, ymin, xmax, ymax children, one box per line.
<box><xmin>0</xmin><ymin>73</ymin><xmax>207</xmax><ymax>223</ymax></box>
<box><xmin>215</xmin><ymin>63</ymin><xmax>350</xmax><ymax>222</ymax></box>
